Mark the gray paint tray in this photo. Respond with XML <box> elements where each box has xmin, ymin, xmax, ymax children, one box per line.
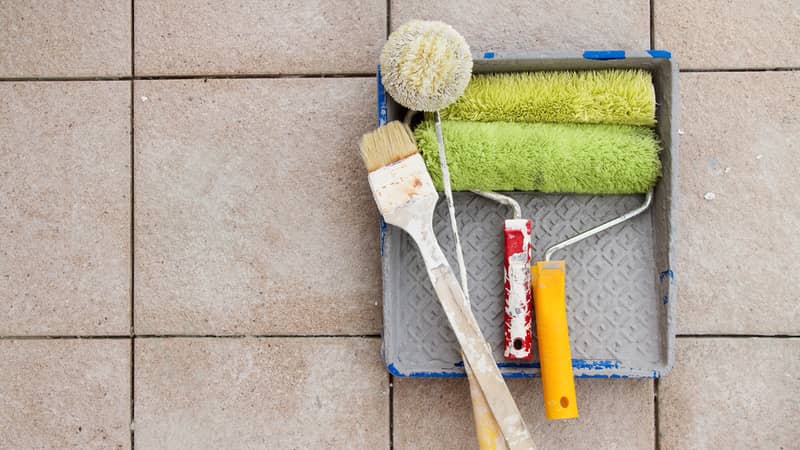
<box><xmin>377</xmin><ymin>51</ymin><xmax>678</xmax><ymax>378</ymax></box>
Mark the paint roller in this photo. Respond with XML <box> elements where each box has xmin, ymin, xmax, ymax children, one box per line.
<box><xmin>414</xmin><ymin>73</ymin><xmax>660</xmax><ymax>420</ymax></box>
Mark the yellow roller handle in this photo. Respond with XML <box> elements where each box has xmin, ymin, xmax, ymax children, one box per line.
<box><xmin>532</xmin><ymin>260</ymin><xmax>578</xmax><ymax>420</ymax></box>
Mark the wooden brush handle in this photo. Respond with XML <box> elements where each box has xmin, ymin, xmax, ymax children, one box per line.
<box><xmin>465</xmin><ymin>358</ymin><xmax>509</xmax><ymax>450</ymax></box>
<box><xmin>413</xmin><ymin>227</ymin><xmax>535</xmax><ymax>450</ymax></box>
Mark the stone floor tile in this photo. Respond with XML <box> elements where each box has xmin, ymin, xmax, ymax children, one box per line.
<box><xmin>390</xmin><ymin>0</ymin><xmax>649</xmax><ymax>53</ymax></box>
<box><xmin>677</xmin><ymin>72</ymin><xmax>800</xmax><ymax>335</ymax></box>
<box><xmin>0</xmin><ymin>339</ymin><xmax>131</xmax><ymax>449</ymax></box>
<box><xmin>0</xmin><ymin>82</ymin><xmax>131</xmax><ymax>335</ymax></box>
<box><xmin>654</xmin><ymin>0</ymin><xmax>800</xmax><ymax>70</ymax></box>
<box><xmin>659</xmin><ymin>338</ymin><xmax>799</xmax><ymax>449</ymax></box>
<box><xmin>0</xmin><ymin>1</ymin><xmax>131</xmax><ymax>77</ymax></box>
<box><xmin>134</xmin><ymin>78</ymin><xmax>380</xmax><ymax>335</ymax></box>
<box><xmin>394</xmin><ymin>377</ymin><xmax>653</xmax><ymax>449</ymax></box>
<box><xmin>134</xmin><ymin>0</ymin><xmax>385</xmax><ymax>76</ymax></box>
<box><xmin>134</xmin><ymin>337</ymin><xmax>388</xmax><ymax>449</ymax></box>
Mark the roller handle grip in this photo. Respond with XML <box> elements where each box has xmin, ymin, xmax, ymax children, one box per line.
<box><xmin>532</xmin><ymin>261</ymin><xmax>578</xmax><ymax>420</ymax></box>
<box><xmin>503</xmin><ymin>219</ymin><xmax>533</xmax><ymax>359</ymax></box>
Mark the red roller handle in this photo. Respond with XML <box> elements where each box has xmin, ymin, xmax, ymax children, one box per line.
<box><xmin>503</xmin><ymin>219</ymin><xmax>533</xmax><ymax>359</ymax></box>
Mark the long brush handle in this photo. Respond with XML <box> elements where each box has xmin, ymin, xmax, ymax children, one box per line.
<box><xmin>433</xmin><ymin>111</ymin><xmax>469</xmax><ymax>300</ymax></box>
<box><xmin>435</xmin><ymin>111</ymin><xmax>505</xmax><ymax>448</ymax></box>
<box><xmin>412</xmin><ymin>227</ymin><xmax>535</xmax><ymax>450</ymax></box>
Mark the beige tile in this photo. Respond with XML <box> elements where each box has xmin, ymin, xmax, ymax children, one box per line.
<box><xmin>391</xmin><ymin>0</ymin><xmax>649</xmax><ymax>53</ymax></box>
<box><xmin>0</xmin><ymin>1</ymin><xmax>131</xmax><ymax>77</ymax></box>
<box><xmin>0</xmin><ymin>339</ymin><xmax>130</xmax><ymax>449</ymax></box>
<box><xmin>655</xmin><ymin>0</ymin><xmax>800</xmax><ymax>70</ymax></box>
<box><xmin>677</xmin><ymin>73</ymin><xmax>800</xmax><ymax>335</ymax></box>
<box><xmin>394</xmin><ymin>378</ymin><xmax>653</xmax><ymax>449</ymax></box>
<box><xmin>659</xmin><ymin>338</ymin><xmax>799</xmax><ymax>449</ymax></box>
<box><xmin>134</xmin><ymin>78</ymin><xmax>380</xmax><ymax>335</ymax></box>
<box><xmin>135</xmin><ymin>337</ymin><xmax>388</xmax><ymax>449</ymax></box>
<box><xmin>0</xmin><ymin>82</ymin><xmax>131</xmax><ymax>335</ymax></box>
<box><xmin>134</xmin><ymin>0</ymin><xmax>385</xmax><ymax>76</ymax></box>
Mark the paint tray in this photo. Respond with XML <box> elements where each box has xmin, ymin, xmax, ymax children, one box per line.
<box><xmin>378</xmin><ymin>50</ymin><xmax>678</xmax><ymax>378</ymax></box>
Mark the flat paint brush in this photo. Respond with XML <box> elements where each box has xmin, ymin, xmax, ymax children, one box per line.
<box><xmin>360</xmin><ymin>121</ymin><xmax>534</xmax><ymax>450</ymax></box>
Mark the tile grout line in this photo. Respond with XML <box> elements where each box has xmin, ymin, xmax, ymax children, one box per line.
<box><xmin>0</xmin><ymin>334</ymin><xmax>384</xmax><ymax>339</ymax></box>
<box><xmin>131</xmin><ymin>5</ymin><xmax>136</xmax><ymax>78</ymax></box>
<box><xmin>649</xmin><ymin>0</ymin><xmax>655</xmax><ymax>49</ymax></box>
<box><xmin>2</xmin><ymin>334</ymin><xmax>797</xmax><ymax>340</ymax></box>
<box><xmin>0</xmin><ymin>73</ymin><xmax>376</xmax><ymax>82</ymax></box>
<box><xmin>680</xmin><ymin>67</ymin><xmax>800</xmax><ymax>72</ymax></box>
<box><xmin>130</xmin><ymin>1</ymin><xmax>136</xmax><ymax>447</ymax></box>
<box><xmin>130</xmin><ymin>337</ymin><xmax>135</xmax><ymax>450</ymax></box>
<box><xmin>676</xmin><ymin>334</ymin><xmax>799</xmax><ymax>338</ymax></box>
<box><xmin>135</xmin><ymin>334</ymin><xmax>384</xmax><ymax>338</ymax></box>
<box><xmin>653</xmin><ymin>379</ymin><xmax>660</xmax><ymax>450</ymax></box>
<box><xmin>1</xmin><ymin>69</ymin><xmax>799</xmax><ymax>84</ymax></box>
<box><xmin>389</xmin><ymin>374</ymin><xmax>394</xmax><ymax>450</ymax></box>
<box><xmin>0</xmin><ymin>336</ymin><xmax>133</xmax><ymax>340</ymax></box>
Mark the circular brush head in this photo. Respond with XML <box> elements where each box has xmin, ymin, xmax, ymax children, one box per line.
<box><xmin>380</xmin><ymin>20</ymin><xmax>473</xmax><ymax>112</ymax></box>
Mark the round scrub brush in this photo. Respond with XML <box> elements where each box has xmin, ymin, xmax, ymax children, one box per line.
<box><xmin>380</xmin><ymin>20</ymin><xmax>473</xmax><ymax>112</ymax></box>
<box><xmin>381</xmin><ymin>20</ymin><xmax>473</xmax><ymax>298</ymax></box>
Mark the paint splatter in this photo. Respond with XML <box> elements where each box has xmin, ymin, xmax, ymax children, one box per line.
<box><xmin>503</xmin><ymin>219</ymin><xmax>533</xmax><ymax>360</ymax></box>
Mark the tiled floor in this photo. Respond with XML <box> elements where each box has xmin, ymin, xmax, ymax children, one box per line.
<box><xmin>1</xmin><ymin>1</ymin><xmax>798</xmax><ymax>449</ymax></box>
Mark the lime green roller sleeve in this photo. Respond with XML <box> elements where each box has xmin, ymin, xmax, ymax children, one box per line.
<box><xmin>414</xmin><ymin>120</ymin><xmax>661</xmax><ymax>194</ymax></box>
<box><xmin>440</xmin><ymin>70</ymin><xmax>656</xmax><ymax>127</ymax></box>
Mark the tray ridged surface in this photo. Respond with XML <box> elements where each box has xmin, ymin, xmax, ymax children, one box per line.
<box><xmin>384</xmin><ymin>192</ymin><xmax>664</xmax><ymax>377</ymax></box>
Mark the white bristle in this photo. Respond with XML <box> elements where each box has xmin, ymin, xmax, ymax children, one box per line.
<box><xmin>380</xmin><ymin>20</ymin><xmax>473</xmax><ymax>112</ymax></box>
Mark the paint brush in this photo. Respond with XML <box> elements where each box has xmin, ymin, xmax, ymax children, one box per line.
<box><xmin>359</xmin><ymin>121</ymin><xmax>535</xmax><ymax>450</ymax></box>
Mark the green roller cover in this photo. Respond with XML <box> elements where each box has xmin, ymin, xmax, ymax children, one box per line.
<box><xmin>415</xmin><ymin>120</ymin><xmax>661</xmax><ymax>194</ymax></box>
<box><xmin>440</xmin><ymin>70</ymin><xmax>656</xmax><ymax>127</ymax></box>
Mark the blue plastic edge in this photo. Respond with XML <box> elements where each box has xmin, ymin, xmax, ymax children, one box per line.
<box><xmin>376</xmin><ymin>65</ymin><xmax>387</xmax><ymax>126</ymax></box>
<box><xmin>660</xmin><ymin>268</ymin><xmax>675</xmax><ymax>304</ymax></box>
<box><xmin>376</xmin><ymin>66</ymin><xmax>388</xmax><ymax>256</ymax></box>
<box><xmin>583</xmin><ymin>50</ymin><xmax>626</xmax><ymax>60</ymax></box>
<box><xmin>647</xmin><ymin>49</ymin><xmax>672</xmax><ymax>59</ymax></box>
<box><xmin>454</xmin><ymin>359</ymin><xmax>620</xmax><ymax>370</ymax></box>
<box><xmin>388</xmin><ymin>359</ymin><xmax>650</xmax><ymax>379</ymax></box>
<box><xmin>659</xmin><ymin>269</ymin><xmax>675</xmax><ymax>283</ymax></box>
